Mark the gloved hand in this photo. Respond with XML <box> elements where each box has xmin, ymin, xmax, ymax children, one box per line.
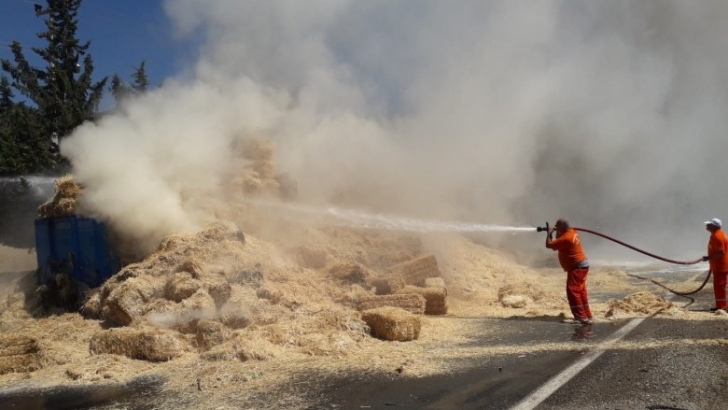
<box><xmin>702</xmin><ymin>255</ymin><xmax>710</xmax><ymax>262</ymax></box>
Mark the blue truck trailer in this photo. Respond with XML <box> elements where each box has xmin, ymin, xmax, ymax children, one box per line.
<box><xmin>35</xmin><ymin>215</ymin><xmax>121</xmax><ymax>289</ymax></box>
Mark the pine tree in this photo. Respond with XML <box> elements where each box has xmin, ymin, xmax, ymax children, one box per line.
<box><xmin>1</xmin><ymin>0</ymin><xmax>107</xmax><ymax>157</ymax></box>
<box><xmin>131</xmin><ymin>60</ymin><xmax>149</xmax><ymax>93</ymax></box>
<box><xmin>110</xmin><ymin>60</ymin><xmax>149</xmax><ymax>106</ymax></box>
<box><xmin>0</xmin><ymin>75</ymin><xmax>51</xmax><ymax>175</ymax></box>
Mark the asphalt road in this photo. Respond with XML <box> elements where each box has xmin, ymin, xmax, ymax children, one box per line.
<box><xmin>304</xmin><ymin>272</ymin><xmax>728</xmax><ymax>410</ymax></box>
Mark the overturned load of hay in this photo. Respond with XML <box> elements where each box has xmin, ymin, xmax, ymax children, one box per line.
<box><xmin>361</xmin><ymin>307</ymin><xmax>421</xmax><ymax>341</ymax></box>
<box><xmin>82</xmin><ymin>221</ymin><xmax>375</xmax><ymax>359</ymax></box>
<box><xmin>388</xmin><ymin>254</ymin><xmax>442</xmax><ymax>287</ymax></box>
<box><xmin>85</xmin><ymin>223</ymin><xmax>247</xmax><ymax>327</ymax></box>
<box><xmin>89</xmin><ymin>327</ymin><xmax>188</xmax><ymax>362</ymax></box>
<box><xmin>37</xmin><ymin>175</ymin><xmax>81</xmax><ymax>218</ymax></box>
<box><xmin>396</xmin><ymin>285</ymin><xmax>448</xmax><ymax>315</ymax></box>
<box><xmin>357</xmin><ymin>293</ymin><xmax>426</xmax><ymax>315</ymax></box>
<box><xmin>0</xmin><ymin>335</ymin><xmax>43</xmax><ymax>374</ymax></box>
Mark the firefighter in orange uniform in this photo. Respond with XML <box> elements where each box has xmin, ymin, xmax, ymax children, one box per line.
<box><xmin>703</xmin><ymin>218</ymin><xmax>728</xmax><ymax>312</ymax></box>
<box><xmin>546</xmin><ymin>218</ymin><xmax>592</xmax><ymax>325</ymax></box>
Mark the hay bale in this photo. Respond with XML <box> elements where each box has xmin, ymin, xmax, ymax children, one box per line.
<box><xmin>0</xmin><ymin>335</ymin><xmax>42</xmax><ymax>375</ymax></box>
<box><xmin>0</xmin><ymin>335</ymin><xmax>41</xmax><ymax>356</ymax></box>
<box><xmin>370</xmin><ymin>278</ymin><xmax>390</xmax><ymax>295</ymax></box>
<box><xmin>424</xmin><ymin>277</ymin><xmax>446</xmax><ymax>289</ymax></box>
<box><xmin>100</xmin><ymin>276</ymin><xmax>160</xmax><ymax>326</ymax></box>
<box><xmin>329</xmin><ymin>263</ymin><xmax>378</xmax><ymax>284</ymax></box>
<box><xmin>388</xmin><ymin>254</ymin><xmax>442</xmax><ymax>287</ymax></box>
<box><xmin>388</xmin><ymin>276</ymin><xmax>406</xmax><ymax>293</ymax></box>
<box><xmin>164</xmin><ymin>273</ymin><xmax>200</xmax><ymax>302</ymax></box>
<box><xmin>357</xmin><ymin>293</ymin><xmax>426</xmax><ymax>315</ymax></box>
<box><xmin>89</xmin><ymin>328</ymin><xmax>187</xmax><ymax>362</ymax></box>
<box><xmin>195</xmin><ymin>320</ymin><xmax>230</xmax><ymax>351</ymax></box>
<box><xmin>396</xmin><ymin>285</ymin><xmax>448</xmax><ymax>315</ymax></box>
<box><xmin>361</xmin><ymin>307</ymin><xmax>421</xmax><ymax>341</ymax></box>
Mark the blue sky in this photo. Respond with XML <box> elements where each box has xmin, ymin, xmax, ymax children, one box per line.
<box><xmin>0</xmin><ymin>0</ymin><xmax>196</xmax><ymax>109</ymax></box>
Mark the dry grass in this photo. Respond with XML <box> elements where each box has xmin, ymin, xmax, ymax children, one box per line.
<box><xmin>37</xmin><ymin>175</ymin><xmax>81</xmax><ymax>218</ymax></box>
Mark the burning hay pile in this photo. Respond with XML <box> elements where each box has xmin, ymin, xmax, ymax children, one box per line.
<box><xmin>37</xmin><ymin>175</ymin><xmax>81</xmax><ymax>218</ymax></box>
<box><xmin>78</xmin><ymin>217</ymin><xmax>458</xmax><ymax>356</ymax></box>
<box><xmin>81</xmin><ymin>222</ymin><xmax>387</xmax><ymax>361</ymax></box>
<box><xmin>231</xmin><ymin>137</ymin><xmax>297</xmax><ymax>200</ymax></box>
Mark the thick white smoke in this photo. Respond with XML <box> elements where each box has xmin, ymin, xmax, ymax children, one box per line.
<box><xmin>62</xmin><ymin>1</ymin><xmax>728</xmax><ymax>259</ymax></box>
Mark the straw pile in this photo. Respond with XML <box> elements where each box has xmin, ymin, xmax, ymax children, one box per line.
<box><xmin>605</xmin><ymin>292</ymin><xmax>673</xmax><ymax>318</ymax></box>
<box><xmin>357</xmin><ymin>293</ymin><xmax>426</xmax><ymax>314</ymax></box>
<box><xmin>89</xmin><ymin>327</ymin><xmax>188</xmax><ymax>362</ymax></box>
<box><xmin>388</xmin><ymin>254</ymin><xmax>442</xmax><ymax>287</ymax></box>
<box><xmin>195</xmin><ymin>319</ymin><xmax>230</xmax><ymax>351</ymax></box>
<box><xmin>396</xmin><ymin>285</ymin><xmax>448</xmax><ymax>315</ymax></box>
<box><xmin>37</xmin><ymin>175</ymin><xmax>81</xmax><ymax>218</ymax></box>
<box><xmin>0</xmin><ymin>335</ymin><xmax>42</xmax><ymax>374</ymax></box>
<box><xmin>328</xmin><ymin>263</ymin><xmax>379</xmax><ymax>285</ymax></box>
<box><xmin>77</xmin><ymin>220</ymin><xmax>382</xmax><ymax>360</ymax></box>
<box><xmin>86</xmin><ymin>222</ymin><xmax>247</xmax><ymax>327</ymax></box>
<box><xmin>497</xmin><ymin>282</ymin><xmax>562</xmax><ymax>309</ymax></box>
<box><xmin>235</xmin><ymin>138</ymin><xmax>281</xmax><ymax>196</ymax></box>
<box><xmin>361</xmin><ymin>307</ymin><xmax>421</xmax><ymax>341</ymax></box>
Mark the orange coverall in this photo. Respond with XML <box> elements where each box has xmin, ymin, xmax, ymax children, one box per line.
<box><xmin>708</xmin><ymin>228</ymin><xmax>728</xmax><ymax>309</ymax></box>
<box><xmin>547</xmin><ymin>228</ymin><xmax>592</xmax><ymax>321</ymax></box>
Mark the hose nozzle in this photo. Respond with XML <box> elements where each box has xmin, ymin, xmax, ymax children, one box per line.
<box><xmin>536</xmin><ymin>222</ymin><xmax>549</xmax><ymax>232</ymax></box>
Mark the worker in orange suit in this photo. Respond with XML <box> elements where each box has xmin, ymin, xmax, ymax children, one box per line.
<box><xmin>545</xmin><ymin>218</ymin><xmax>592</xmax><ymax>325</ymax></box>
<box><xmin>703</xmin><ymin>218</ymin><xmax>728</xmax><ymax>312</ymax></box>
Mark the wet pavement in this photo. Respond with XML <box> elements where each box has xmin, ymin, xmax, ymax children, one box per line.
<box><xmin>302</xmin><ymin>319</ymin><xmax>627</xmax><ymax>410</ymax></box>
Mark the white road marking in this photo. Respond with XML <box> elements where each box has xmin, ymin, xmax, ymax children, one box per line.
<box><xmin>509</xmin><ymin>269</ymin><xmax>705</xmax><ymax>410</ymax></box>
<box><xmin>508</xmin><ymin>318</ymin><xmax>645</xmax><ymax>410</ymax></box>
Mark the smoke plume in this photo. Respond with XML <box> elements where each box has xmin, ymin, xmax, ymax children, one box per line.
<box><xmin>61</xmin><ymin>1</ymin><xmax>728</xmax><ymax>260</ymax></box>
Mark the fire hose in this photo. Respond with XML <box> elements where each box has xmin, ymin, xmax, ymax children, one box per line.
<box><xmin>536</xmin><ymin>223</ymin><xmax>711</xmax><ymax>303</ymax></box>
